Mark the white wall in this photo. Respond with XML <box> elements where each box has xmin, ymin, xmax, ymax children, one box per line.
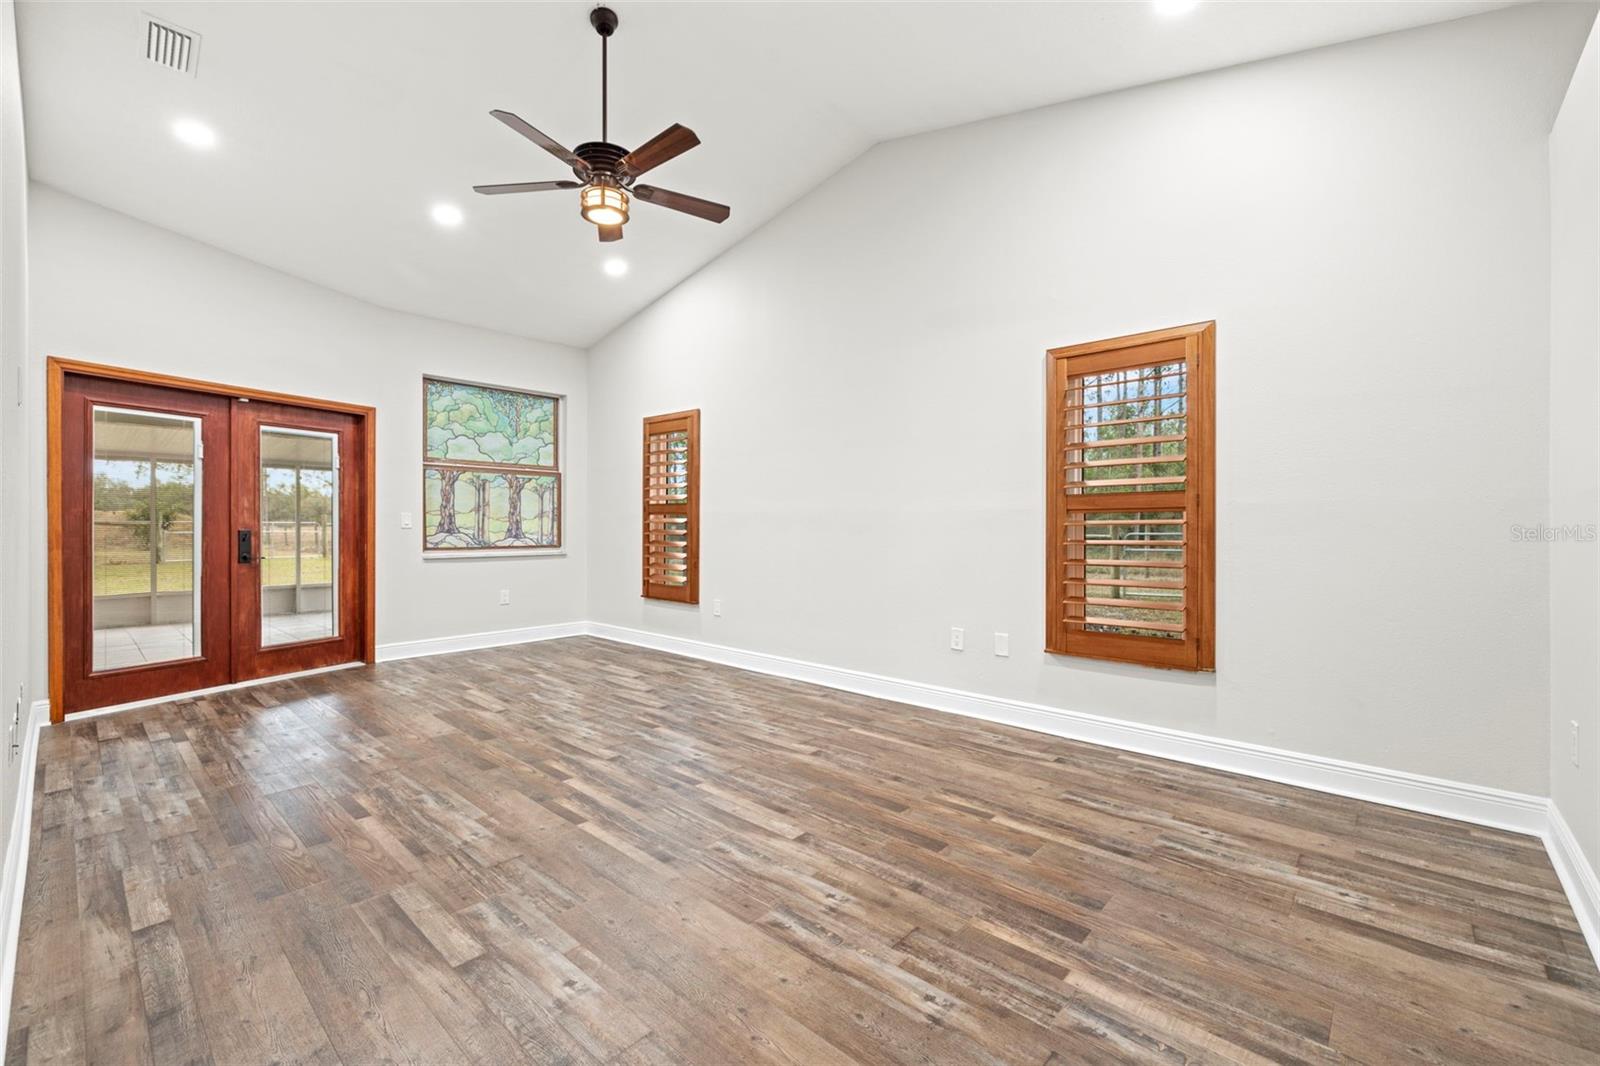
<box><xmin>0</xmin><ymin>0</ymin><xmax>33</xmax><ymax>964</ymax></box>
<box><xmin>26</xmin><ymin>184</ymin><xmax>589</xmax><ymax>692</ymax></box>
<box><xmin>1550</xmin><ymin>15</ymin><xmax>1600</xmax><ymax>877</ymax></box>
<box><xmin>588</xmin><ymin>3</ymin><xmax>1595</xmax><ymax>795</ymax></box>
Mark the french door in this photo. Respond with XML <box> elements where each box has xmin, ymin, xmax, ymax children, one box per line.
<box><xmin>232</xmin><ymin>401</ymin><xmax>364</xmax><ymax>681</ymax></box>
<box><xmin>53</xmin><ymin>364</ymin><xmax>372</xmax><ymax>717</ymax></box>
<box><xmin>59</xmin><ymin>377</ymin><xmax>232</xmax><ymax>711</ymax></box>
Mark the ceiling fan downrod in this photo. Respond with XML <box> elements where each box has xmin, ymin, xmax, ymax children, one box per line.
<box><xmin>590</xmin><ymin>6</ymin><xmax>618</xmax><ymax>144</ymax></box>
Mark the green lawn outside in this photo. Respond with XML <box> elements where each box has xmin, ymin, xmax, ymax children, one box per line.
<box><xmin>93</xmin><ymin>555</ymin><xmax>332</xmax><ymax>597</ymax></box>
<box><xmin>261</xmin><ymin>556</ymin><xmax>333</xmax><ymax>587</ymax></box>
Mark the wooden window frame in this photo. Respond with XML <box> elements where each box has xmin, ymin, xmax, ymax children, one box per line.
<box><xmin>1045</xmin><ymin>322</ymin><xmax>1215</xmax><ymax>671</ymax></box>
<box><xmin>642</xmin><ymin>409</ymin><xmax>700</xmax><ymax>604</ymax></box>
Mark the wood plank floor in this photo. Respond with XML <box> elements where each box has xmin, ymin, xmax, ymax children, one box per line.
<box><xmin>7</xmin><ymin>637</ymin><xmax>1600</xmax><ymax>1065</ymax></box>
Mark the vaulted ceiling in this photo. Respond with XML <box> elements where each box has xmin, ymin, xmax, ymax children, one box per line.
<box><xmin>17</xmin><ymin>1</ymin><xmax>1514</xmax><ymax>347</ymax></box>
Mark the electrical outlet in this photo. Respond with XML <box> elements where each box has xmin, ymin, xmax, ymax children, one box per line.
<box><xmin>498</xmin><ymin>589</ymin><xmax>511</xmax><ymax>606</ymax></box>
<box><xmin>1572</xmin><ymin>720</ymin><xmax>1581</xmax><ymax>768</ymax></box>
<box><xmin>950</xmin><ymin>627</ymin><xmax>965</xmax><ymax>652</ymax></box>
<box><xmin>994</xmin><ymin>632</ymin><xmax>1010</xmax><ymax>658</ymax></box>
<box><xmin>400</xmin><ymin>512</ymin><xmax>413</xmax><ymax>529</ymax></box>
<box><xmin>713</xmin><ymin>598</ymin><xmax>723</xmax><ymax>617</ymax></box>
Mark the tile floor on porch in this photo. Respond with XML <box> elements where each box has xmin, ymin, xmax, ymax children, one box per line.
<box><xmin>92</xmin><ymin>611</ymin><xmax>335</xmax><ymax>669</ymax></box>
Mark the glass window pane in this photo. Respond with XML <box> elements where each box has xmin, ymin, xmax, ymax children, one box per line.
<box><xmin>91</xmin><ymin>408</ymin><xmax>200</xmax><ymax>671</ymax></box>
<box><xmin>1066</xmin><ymin>510</ymin><xmax>1187</xmax><ymax>640</ymax></box>
<box><xmin>1066</xmin><ymin>361</ymin><xmax>1189</xmax><ymax>495</ymax></box>
<box><xmin>261</xmin><ymin>429</ymin><xmax>338</xmax><ymax>646</ymax></box>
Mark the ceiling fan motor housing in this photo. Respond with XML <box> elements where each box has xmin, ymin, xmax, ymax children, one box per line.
<box><xmin>574</xmin><ymin>141</ymin><xmax>628</xmax><ymax>183</ymax></box>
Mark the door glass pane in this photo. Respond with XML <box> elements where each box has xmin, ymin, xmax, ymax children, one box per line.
<box><xmin>261</xmin><ymin>428</ymin><xmax>338</xmax><ymax>646</ymax></box>
<box><xmin>91</xmin><ymin>407</ymin><xmax>201</xmax><ymax>671</ymax></box>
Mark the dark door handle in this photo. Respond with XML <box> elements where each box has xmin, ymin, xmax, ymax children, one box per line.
<box><xmin>237</xmin><ymin>529</ymin><xmax>255</xmax><ymax>564</ymax></box>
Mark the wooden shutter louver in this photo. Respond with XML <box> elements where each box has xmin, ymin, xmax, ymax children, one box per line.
<box><xmin>1047</xmin><ymin>323</ymin><xmax>1214</xmax><ymax>670</ymax></box>
<box><xmin>642</xmin><ymin>409</ymin><xmax>700</xmax><ymax>603</ymax></box>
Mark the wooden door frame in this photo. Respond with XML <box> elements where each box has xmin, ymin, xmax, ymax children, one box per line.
<box><xmin>47</xmin><ymin>356</ymin><xmax>378</xmax><ymax>723</ymax></box>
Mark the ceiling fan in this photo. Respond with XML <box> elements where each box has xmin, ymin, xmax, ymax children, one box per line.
<box><xmin>472</xmin><ymin>6</ymin><xmax>730</xmax><ymax>243</ymax></box>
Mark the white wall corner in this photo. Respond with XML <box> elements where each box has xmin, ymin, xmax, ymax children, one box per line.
<box><xmin>1546</xmin><ymin>801</ymin><xmax>1600</xmax><ymax>971</ymax></box>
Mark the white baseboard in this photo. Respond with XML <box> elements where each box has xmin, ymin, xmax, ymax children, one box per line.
<box><xmin>585</xmin><ymin>623</ymin><xmax>1551</xmax><ymax>837</ymax></box>
<box><xmin>376</xmin><ymin>621</ymin><xmax>587</xmax><ymax>663</ymax></box>
<box><xmin>0</xmin><ymin>698</ymin><xmax>47</xmax><ymax>1043</ymax></box>
<box><xmin>1545</xmin><ymin>802</ymin><xmax>1600</xmax><ymax>969</ymax></box>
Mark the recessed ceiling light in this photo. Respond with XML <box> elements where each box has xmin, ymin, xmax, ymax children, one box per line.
<box><xmin>602</xmin><ymin>258</ymin><xmax>628</xmax><ymax>278</ymax></box>
<box><xmin>171</xmin><ymin>117</ymin><xmax>217</xmax><ymax>150</ymax></box>
<box><xmin>431</xmin><ymin>203</ymin><xmax>464</xmax><ymax>227</ymax></box>
<box><xmin>1153</xmin><ymin>0</ymin><xmax>1200</xmax><ymax>15</ymax></box>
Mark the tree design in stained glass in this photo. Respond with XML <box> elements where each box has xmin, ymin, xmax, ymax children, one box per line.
<box><xmin>423</xmin><ymin>470</ymin><xmax>560</xmax><ymax>550</ymax></box>
<box><xmin>423</xmin><ymin>378</ymin><xmax>560</xmax><ymax>551</ymax></box>
<box><xmin>425</xmin><ymin>380</ymin><xmax>556</xmax><ymax>467</ymax></box>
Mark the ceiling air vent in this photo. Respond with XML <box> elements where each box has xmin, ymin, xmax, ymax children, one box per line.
<box><xmin>143</xmin><ymin>15</ymin><xmax>199</xmax><ymax>76</ymax></box>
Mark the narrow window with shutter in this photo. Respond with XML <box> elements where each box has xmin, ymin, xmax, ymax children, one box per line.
<box><xmin>642</xmin><ymin>409</ymin><xmax>700</xmax><ymax>603</ymax></box>
<box><xmin>1046</xmin><ymin>322</ymin><xmax>1214</xmax><ymax>670</ymax></box>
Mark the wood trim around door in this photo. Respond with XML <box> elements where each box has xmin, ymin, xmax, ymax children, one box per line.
<box><xmin>46</xmin><ymin>356</ymin><xmax>378</xmax><ymax>723</ymax></box>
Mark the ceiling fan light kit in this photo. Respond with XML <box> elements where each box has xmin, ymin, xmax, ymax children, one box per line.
<box><xmin>580</xmin><ymin>181</ymin><xmax>628</xmax><ymax>226</ymax></box>
<box><xmin>472</xmin><ymin>5</ymin><xmax>730</xmax><ymax>243</ymax></box>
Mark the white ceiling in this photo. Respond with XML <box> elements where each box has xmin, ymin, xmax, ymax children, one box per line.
<box><xmin>18</xmin><ymin>0</ymin><xmax>1515</xmax><ymax>348</ymax></box>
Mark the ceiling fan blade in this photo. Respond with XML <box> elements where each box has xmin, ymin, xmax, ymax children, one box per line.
<box><xmin>598</xmin><ymin>224</ymin><xmax>624</xmax><ymax>243</ymax></box>
<box><xmin>632</xmin><ymin>184</ymin><xmax>730</xmax><ymax>224</ymax></box>
<box><xmin>620</xmin><ymin>124</ymin><xmax>700</xmax><ymax>179</ymax></box>
<box><xmin>473</xmin><ymin>180</ymin><xmax>582</xmax><ymax>195</ymax></box>
<box><xmin>489</xmin><ymin>110</ymin><xmax>589</xmax><ymax>177</ymax></box>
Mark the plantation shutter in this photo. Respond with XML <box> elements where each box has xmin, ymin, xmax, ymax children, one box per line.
<box><xmin>1046</xmin><ymin>323</ymin><xmax>1214</xmax><ymax>670</ymax></box>
<box><xmin>642</xmin><ymin>409</ymin><xmax>700</xmax><ymax>603</ymax></box>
